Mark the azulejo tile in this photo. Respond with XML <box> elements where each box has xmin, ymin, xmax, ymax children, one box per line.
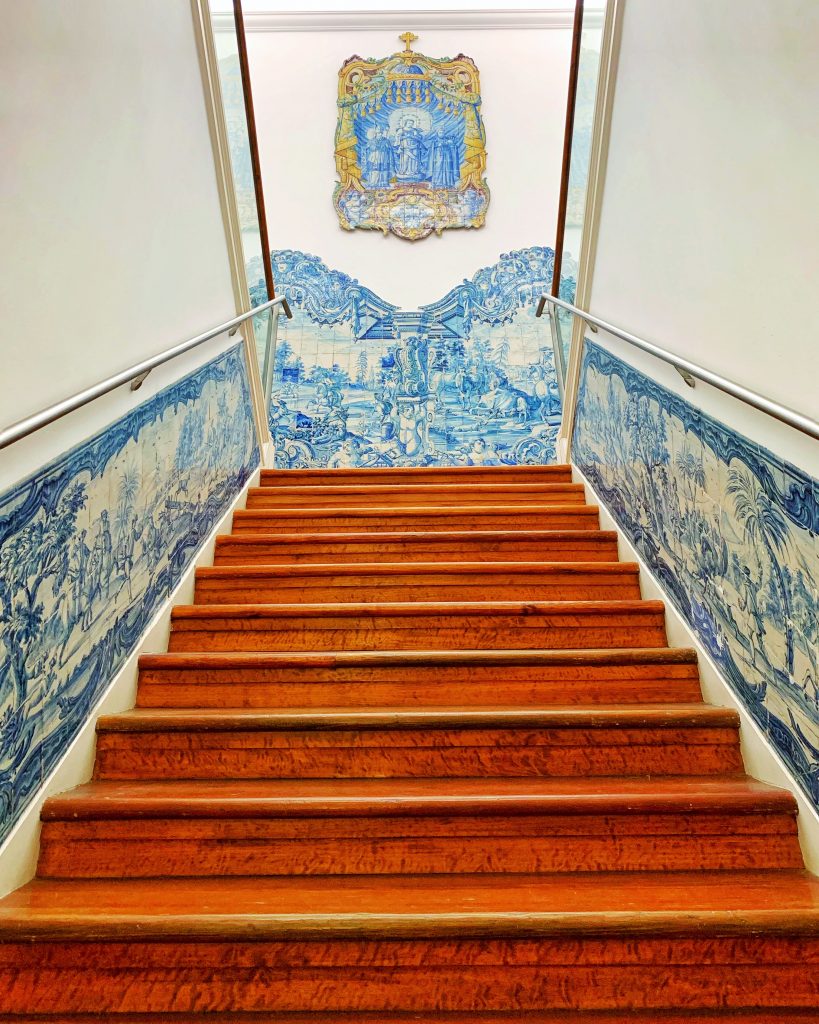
<box><xmin>247</xmin><ymin>248</ymin><xmax>569</xmax><ymax>471</ymax></box>
<box><xmin>0</xmin><ymin>344</ymin><xmax>259</xmax><ymax>847</ymax></box>
<box><xmin>574</xmin><ymin>339</ymin><xmax>819</xmax><ymax>809</ymax></box>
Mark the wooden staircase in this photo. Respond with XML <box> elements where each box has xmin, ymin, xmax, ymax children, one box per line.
<box><xmin>1</xmin><ymin>464</ymin><xmax>818</xmax><ymax>1019</ymax></box>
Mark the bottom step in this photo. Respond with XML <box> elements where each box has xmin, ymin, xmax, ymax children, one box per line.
<box><xmin>1</xmin><ymin>872</ymin><xmax>819</xmax><ymax>1013</ymax></box>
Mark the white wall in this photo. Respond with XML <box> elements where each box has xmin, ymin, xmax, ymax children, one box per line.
<box><xmin>586</xmin><ymin>0</ymin><xmax>819</xmax><ymax>474</ymax></box>
<box><xmin>0</xmin><ymin>1</ymin><xmax>237</xmax><ymax>492</ymax></box>
<box><xmin>237</xmin><ymin>16</ymin><xmax>572</xmax><ymax>308</ymax></box>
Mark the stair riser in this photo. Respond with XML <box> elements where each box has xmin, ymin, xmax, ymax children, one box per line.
<box><xmin>3</xmin><ymin>936</ymin><xmax>818</xmax><ymax>1013</ymax></box>
<box><xmin>213</xmin><ymin>535</ymin><xmax>622</xmax><ymax>565</ymax></box>
<box><xmin>136</xmin><ymin>660</ymin><xmax>703</xmax><ymax>708</ymax></box>
<box><xmin>261</xmin><ymin>467</ymin><xmax>574</xmax><ymax>485</ymax></box>
<box><xmin>168</xmin><ymin>612</ymin><xmax>667</xmax><ymax>653</ymax></box>
<box><xmin>262</xmin><ymin>468</ymin><xmax>575</xmax><ymax>485</ymax></box>
<box><xmin>232</xmin><ymin>509</ymin><xmax>600</xmax><ymax>534</ymax></box>
<box><xmin>39</xmin><ymin>812</ymin><xmax>800</xmax><ymax>878</ymax></box>
<box><xmin>193</xmin><ymin>575</ymin><xmax>641</xmax><ymax>605</ymax></box>
<box><xmin>244</xmin><ymin>487</ymin><xmax>587</xmax><ymax>509</ymax></box>
<box><xmin>94</xmin><ymin>728</ymin><xmax>742</xmax><ymax>780</ymax></box>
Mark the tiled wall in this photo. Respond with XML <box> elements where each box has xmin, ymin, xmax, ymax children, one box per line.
<box><xmin>0</xmin><ymin>345</ymin><xmax>259</xmax><ymax>846</ymax></box>
<box><xmin>248</xmin><ymin>247</ymin><xmax>569</xmax><ymax>469</ymax></box>
<box><xmin>574</xmin><ymin>340</ymin><xmax>819</xmax><ymax>809</ymax></box>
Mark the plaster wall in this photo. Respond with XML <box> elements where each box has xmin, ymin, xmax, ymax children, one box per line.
<box><xmin>585</xmin><ymin>0</ymin><xmax>818</xmax><ymax>475</ymax></box>
<box><xmin>231</xmin><ymin>18</ymin><xmax>573</xmax><ymax>307</ymax></box>
<box><xmin>0</xmin><ymin>0</ymin><xmax>237</xmax><ymax>492</ymax></box>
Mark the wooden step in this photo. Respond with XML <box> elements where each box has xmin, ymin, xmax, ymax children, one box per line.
<box><xmin>193</xmin><ymin>562</ymin><xmax>642</xmax><ymax>605</ymax></box>
<box><xmin>245</xmin><ymin>483</ymin><xmax>587</xmax><ymax>509</ymax></box>
<box><xmin>168</xmin><ymin>600</ymin><xmax>667</xmax><ymax>653</ymax></box>
<box><xmin>214</xmin><ymin>529</ymin><xmax>622</xmax><ymax>565</ymax></box>
<box><xmin>2</xmin><ymin>872</ymin><xmax>818</xmax><ymax>1013</ymax></box>
<box><xmin>38</xmin><ymin>777</ymin><xmax>799</xmax><ymax>879</ymax></box>
<box><xmin>136</xmin><ymin>648</ymin><xmax>703</xmax><ymax>708</ymax></box>
<box><xmin>232</xmin><ymin>505</ymin><xmax>601</xmax><ymax>534</ymax></box>
<box><xmin>260</xmin><ymin>464</ymin><xmax>574</xmax><ymax>486</ymax></box>
<box><xmin>93</xmin><ymin>704</ymin><xmax>742</xmax><ymax>781</ymax></box>
<box><xmin>6</xmin><ymin>1014</ymin><xmax>817</xmax><ymax>1024</ymax></box>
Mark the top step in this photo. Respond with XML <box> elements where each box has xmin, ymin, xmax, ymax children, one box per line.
<box><xmin>260</xmin><ymin>465</ymin><xmax>573</xmax><ymax>487</ymax></box>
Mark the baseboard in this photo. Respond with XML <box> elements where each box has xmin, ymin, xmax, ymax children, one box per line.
<box><xmin>573</xmin><ymin>462</ymin><xmax>819</xmax><ymax>872</ymax></box>
<box><xmin>0</xmin><ymin>467</ymin><xmax>261</xmax><ymax>897</ymax></box>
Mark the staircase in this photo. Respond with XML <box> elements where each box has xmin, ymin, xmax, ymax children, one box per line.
<box><xmin>1</xmin><ymin>464</ymin><xmax>818</xmax><ymax>1019</ymax></box>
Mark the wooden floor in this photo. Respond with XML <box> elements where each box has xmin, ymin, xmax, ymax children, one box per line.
<box><xmin>2</xmin><ymin>464</ymin><xmax>818</xmax><ymax>1019</ymax></box>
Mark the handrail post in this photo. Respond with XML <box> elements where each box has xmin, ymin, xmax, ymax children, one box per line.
<box><xmin>262</xmin><ymin>303</ymin><xmax>280</xmax><ymax>409</ymax></box>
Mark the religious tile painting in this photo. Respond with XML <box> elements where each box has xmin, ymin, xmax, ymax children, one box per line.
<box><xmin>573</xmin><ymin>340</ymin><xmax>819</xmax><ymax>811</ymax></box>
<box><xmin>333</xmin><ymin>33</ymin><xmax>490</xmax><ymax>240</ymax></box>
<box><xmin>0</xmin><ymin>345</ymin><xmax>259</xmax><ymax>847</ymax></box>
<box><xmin>247</xmin><ymin>247</ymin><xmax>569</xmax><ymax>469</ymax></box>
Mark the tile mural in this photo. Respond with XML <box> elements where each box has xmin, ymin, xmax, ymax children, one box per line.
<box><xmin>247</xmin><ymin>247</ymin><xmax>572</xmax><ymax>470</ymax></box>
<box><xmin>0</xmin><ymin>345</ymin><xmax>259</xmax><ymax>846</ymax></box>
<box><xmin>334</xmin><ymin>34</ymin><xmax>489</xmax><ymax>240</ymax></box>
<box><xmin>574</xmin><ymin>340</ymin><xmax>819</xmax><ymax>808</ymax></box>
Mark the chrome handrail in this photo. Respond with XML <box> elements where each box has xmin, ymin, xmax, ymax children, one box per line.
<box><xmin>536</xmin><ymin>294</ymin><xmax>819</xmax><ymax>441</ymax></box>
<box><xmin>0</xmin><ymin>296</ymin><xmax>293</xmax><ymax>451</ymax></box>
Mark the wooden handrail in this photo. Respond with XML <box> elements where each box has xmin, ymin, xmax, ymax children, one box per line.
<box><xmin>551</xmin><ymin>0</ymin><xmax>585</xmax><ymax>298</ymax></box>
<box><xmin>232</xmin><ymin>0</ymin><xmax>276</xmax><ymax>301</ymax></box>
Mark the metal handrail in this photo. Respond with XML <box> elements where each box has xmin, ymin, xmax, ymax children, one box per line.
<box><xmin>536</xmin><ymin>293</ymin><xmax>819</xmax><ymax>441</ymax></box>
<box><xmin>0</xmin><ymin>296</ymin><xmax>293</xmax><ymax>451</ymax></box>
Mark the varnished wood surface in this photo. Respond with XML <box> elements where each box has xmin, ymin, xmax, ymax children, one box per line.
<box><xmin>213</xmin><ymin>529</ymin><xmax>622</xmax><ymax>564</ymax></box>
<box><xmin>245</xmin><ymin>483</ymin><xmax>587</xmax><ymax>508</ymax></box>
<box><xmin>42</xmin><ymin>776</ymin><xmax>794</xmax><ymax>819</ymax></box>
<box><xmin>4</xmin><ymin>871</ymin><xmax>819</xmax><ymax>937</ymax></box>
<box><xmin>194</xmin><ymin>561</ymin><xmax>641</xmax><ymax>604</ymax></box>
<box><xmin>232</xmin><ymin>505</ymin><xmax>602</xmax><ymax>534</ymax></box>
<box><xmin>93</xmin><ymin>703</ymin><xmax>742</xmax><ymax>781</ymax></box>
<box><xmin>99</xmin><ymin>703</ymin><xmax>739</xmax><ymax>732</ymax></box>
<box><xmin>168</xmin><ymin>600</ymin><xmax>668</xmax><ymax>653</ymax></box>
<box><xmin>4</xmin><ymin>462</ymin><xmax>818</xmax><ymax>1015</ymax></box>
<box><xmin>136</xmin><ymin>647</ymin><xmax>704</xmax><ymax>708</ymax></box>
<box><xmin>260</xmin><ymin>464</ymin><xmax>574</xmax><ymax>485</ymax></box>
<box><xmin>7</xmin><ymin>1014</ymin><xmax>818</xmax><ymax>1024</ymax></box>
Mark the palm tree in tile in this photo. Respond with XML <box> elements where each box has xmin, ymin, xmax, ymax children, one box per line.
<box><xmin>727</xmin><ymin>465</ymin><xmax>794</xmax><ymax>677</ymax></box>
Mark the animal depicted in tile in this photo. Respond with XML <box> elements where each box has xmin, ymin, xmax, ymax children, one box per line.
<box><xmin>573</xmin><ymin>340</ymin><xmax>819</xmax><ymax>808</ymax></box>
<box><xmin>247</xmin><ymin>247</ymin><xmax>573</xmax><ymax>469</ymax></box>
<box><xmin>0</xmin><ymin>345</ymin><xmax>259</xmax><ymax>847</ymax></box>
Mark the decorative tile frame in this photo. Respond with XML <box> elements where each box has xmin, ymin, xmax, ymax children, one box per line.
<box><xmin>573</xmin><ymin>340</ymin><xmax>819</xmax><ymax>808</ymax></box>
<box><xmin>0</xmin><ymin>345</ymin><xmax>259</xmax><ymax>846</ymax></box>
<box><xmin>333</xmin><ymin>36</ymin><xmax>490</xmax><ymax>240</ymax></box>
<box><xmin>248</xmin><ymin>247</ymin><xmax>570</xmax><ymax>469</ymax></box>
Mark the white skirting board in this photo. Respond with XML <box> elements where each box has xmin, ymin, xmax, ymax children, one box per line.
<box><xmin>0</xmin><ymin>467</ymin><xmax>261</xmax><ymax>897</ymax></box>
<box><xmin>573</xmin><ymin>462</ymin><xmax>819</xmax><ymax>872</ymax></box>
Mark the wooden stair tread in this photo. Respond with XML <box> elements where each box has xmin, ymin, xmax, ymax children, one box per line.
<box><xmin>8</xmin><ymin>1013</ymin><xmax>819</xmax><ymax>1022</ymax></box>
<box><xmin>215</xmin><ymin>528</ymin><xmax>619</xmax><ymax>547</ymax></box>
<box><xmin>234</xmin><ymin>504</ymin><xmax>599</xmax><ymax>518</ymax></box>
<box><xmin>213</xmin><ymin>529</ymin><xmax>622</xmax><ymax>564</ymax></box>
<box><xmin>140</xmin><ymin>647</ymin><xmax>698</xmax><ymax>669</ymax></box>
<box><xmin>41</xmin><ymin>776</ymin><xmax>793</xmax><ymax>819</ymax></box>
<box><xmin>197</xmin><ymin>561</ymin><xmax>639</xmax><ymax>579</ymax></box>
<box><xmin>193</xmin><ymin>562</ymin><xmax>642</xmax><ymax>603</ymax></box>
<box><xmin>246</xmin><ymin>483</ymin><xmax>586</xmax><ymax>500</ymax></box>
<box><xmin>3</xmin><ymin>871</ymin><xmax>819</xmax><ymax>940</ymax></box>
<box><xmin>171</xmin><ymin>599</ymin><xmax>665</xmax><ymax>619</ymax></box>
<box><xmin>260</xmin><ymin>465</ymin><xmax>574</xmax><ymax>483</ymax></box>
<box><xmin>97</xmin><ymin>703</ymin><xmax>737</xmax><ymax>733</ymax></box>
